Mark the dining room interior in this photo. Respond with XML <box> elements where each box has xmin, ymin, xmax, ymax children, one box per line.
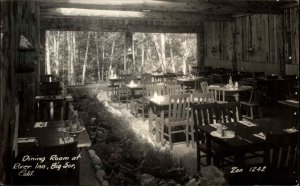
<box><xmin>0</xmin><ymin>0</ymin><xmax>299</xmax><ymax>185</ymax></box>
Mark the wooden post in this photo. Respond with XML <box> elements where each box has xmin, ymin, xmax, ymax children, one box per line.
<box><xmin>40</xmin><ymin>29</ymin><xmax>46</xmax><ymax>76</ymax></box>
<box><xmin>124</xmin><ymin>31</ymin><xmax>133</xmax><ymax>71</ymax></box>
<box><xmin>232</xmin><ymin>23</ymin><xmax>237</xmax><ymax>71</ymax></box>
<box><xmin>197</xmin><ymin>21</ymin><xmax>205</xmax><ymax>70</ymax></box>
<box><xmin>281</xmin><ymin>11</ymin><xmax>287</xmax><ymax>76</ymax></box>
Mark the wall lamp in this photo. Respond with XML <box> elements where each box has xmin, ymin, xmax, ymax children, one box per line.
<box><xmin>248</xmin><ymin>47</ymin><xmax>255</xmax><ymax>55</ymax></box>
<box><xmin>211</xmin><ymin>47</ymin><xmax>216</xmax><ymax>56</ymax></box>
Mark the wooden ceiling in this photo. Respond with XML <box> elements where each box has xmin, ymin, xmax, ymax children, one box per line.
<box><xmin>37</xmin><ymin>0</ymin><xmax>299</xmax><ymax>31</ymax></box>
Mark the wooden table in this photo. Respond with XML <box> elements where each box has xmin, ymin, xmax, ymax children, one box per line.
<box><xmin>278</xmin><ymin>99</ymin><xmax>299</xmax><ymax>126</ymax></box>
<box><xmin>18</xmin><ymin>119</ymin><xmax>91</xmax><ymax>149</ymax></box>
<box><xmin>177</xmin><ymin>76</ymin><xmax>206</xmax><ymax>90</ymax></box>
<box><xmin>208</xmin><ymin>84</ymin><xmax>252</xmax><ymax>101</ymax></box>
<box><xmin>147</xmin><ymin>95</ymin><xmax>170</xmax><ymax>142</ymax></box>
<box><xmin>151</xmin><ymin>73</ymin><xmax>165</xmax><ymax>82</ymax></box>
<box><xmin>108</xmin><ymin>77</ymin><xmax>122</xmax><ymax>96</ymax></box>
<box><xmin>35</xmin><ymin>94</ymin><xmax>73</xmax><ymax>121</ymax></box>
<box><xmin>124</xmin><ymin>83</ymin><xmax>144</xmax><ymax>115</ymax></box>
<box><xmin>147</xmin><ymin>95</ymin><xmax>195</xmax><ymax>142</ymax></box>
<box><xmin>197</xmin><ymin>120</ymin><xmax>284</xmax><ymax>167</ymax></box>
<box><xmin>16</xmin><ymin>119</ymin><xmax>90</xmax><ymax>185</ymax></box>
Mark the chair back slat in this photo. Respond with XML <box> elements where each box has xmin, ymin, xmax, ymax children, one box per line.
<box><xmin>208</xmin><ymin>87</ymin><xmax>226</xmax><ymax>102</ymax></box>
<box><xmin>266</xmin><ymin>132</ymin><xmax>299</xmax><ymax>170</ymax></box>
<box><xmin>145</xmin><ymin>84</ymin><xmax>166</xmax><ymax>97</ymax></box>
<box><xmin>141</xmin><ymin>73</ymin><xmax>152</xmax><ymax>84</ymax></box>
<box><xmin>120</xmin><ymin>74</ymin><xmax>133</xmax><ymax>84</ymax></box>
<box><xmin>168</xmin><ymin>94</ymin><xmax>190</xmax><ymax>123</ymax></box>
<box><xmin>217</xmin><ymin>102</ymin><xmax>241</xmax><ymax>123</ymax></box>
<box><xmin>249</xmin><ymin>87</ymin><xmax>263</xmax><ymax>104</ymax></box>
<box><xmin>166</xmin><ymin>84</ymin><xmax>182</xmax><ymax>95</ymax></box>
<box><xmin>193</xmin><ymin>79</ymin><xmax>202</xmax><ymax>92</ymax></box>
<box><xmin>200</xmin><ymin>81</ymin><xmax>209</xmax><ymax>93</ymax></box>
<box><xmin>192</xmin><ymin>103</ymin><xmax>218</xmax><ymax>127</ymax></box>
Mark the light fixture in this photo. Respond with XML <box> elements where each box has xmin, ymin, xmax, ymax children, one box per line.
<box><xmin>248</xmin><ymin>47</ymin><xmax>255</xmax><ymax>55</ymax></box>
<box><xmin>211</xmin><ymin>47</ymin><xmax>216</xmax><ymax>56</ymax></box>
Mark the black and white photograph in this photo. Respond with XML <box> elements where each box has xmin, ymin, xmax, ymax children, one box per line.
<box><xmin>0</xmin><ymin>0</ymin><xmax>299</xmax><ymax>185</ymax></box>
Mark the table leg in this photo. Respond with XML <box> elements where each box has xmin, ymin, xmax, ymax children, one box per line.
<box><xmin>235</xmin><ymin>93</ymin><xmax>240</xmax><ymax>102</ymax></box>
<box><xmin>50</xmin><ymin>102</ymin><xmax>54</xmax><ymax>120</ymax></box>
<box><xmin>160</xmin><ymin>110</ymin><xmax>165</xmax><ymax>145</ymax></box>
<box><xmin>155</xmin><ymin>110</ymin><xmax>164</xmax><ymax>143</ymax></box>
<box><xmin>234</xmin><ymin>151</ymin><xmax>245</xmax><ymax>167</ymax></box>
<box><xmin>130</xmin><ymin>90</ymin><xmax>135</xmax><ymax>116</ymax></box>
<box><xmin>206</xmin><ymin>136</ymin><xmax>212</xmax><ymax>165</ymax></box>
<box><xmin>149</xmin><ymin>107</ymin><xmax>153</xmax><ymax>132</ymax></box>
<box><xmin>37</xmin><ymin>102</ymin><xmax>40</xmax><ymax>121</ymax></box>
<box><xmin>60</xmin><ymin>101</ymin><xmax>65</xmax><ymax>121</ymax></box>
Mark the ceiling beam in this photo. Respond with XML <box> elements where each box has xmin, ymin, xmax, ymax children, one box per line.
<box><xmin>37</xmin><ymin>0</ymin><xmax>210</xmax><ymax>12</ymax></box>
<box><xmin>40</xmin><ymin>18</ymin><xmax>204</xmax><ymax>33</ymax></box>
<box><xmin>40</xmin><ymin>8</ymin><xmax>207</xmax><ymax>21</ymax></box>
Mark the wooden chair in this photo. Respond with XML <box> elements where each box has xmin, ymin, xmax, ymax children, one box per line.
<box><xmin>166</xmin><ymin>84</ymin><xmax>182</xmax><ymax>95</ymax></box>
<box><xmin>141</xmin><ymin>73</ymin><xmax>152</xmax><ymax>84</ymax></box>
<box><xmin>117</xmin><ymin>84</ymin><xmax>130</xmax><ymax>108</ymax></box>
<box><xmin>200</xmin><ymin>81</ymin><xmax>209</xmax><ymax>93</ymax></box>
<box><xmin>158</xmin><ymin>93</ymin><xmax>193</xmax><ymax>150</ymax></box>
<box><xmin>263</xmin><ymin>132</ymin><xmax>299</xmax><ymax>185</ymax></box>
<box><xmin>208</xmin><ymin>87</ymin><xmax>226</xmax><ymax>103</ymax></box>
<box><xmin>136</xmin><ymin>84</ymin><xmax>166</xmax><ymax>123</ymax></box>
<box><xmin>40</xmin><ymin>82</ymin><xmax>61</xmax><ymax>96</ymax></box>
<box><xmin>217</xmin><ymin>102</ymin><xmax>242</xmax><ymax>123</ymax></box>
<box><xmin>191</xmin><ymin>92</ymin><xmax>215</xmax><ymax>104</ymax></box>
<box><xmin>190</xmin><ymin>78</ymin><xmax>203</xmax><ymax>93</ymax></box>
<box><xmin>192</xmin><ymin>103</ymin><xmax>228</xmax><ymax>171</ymax></box>
<box><xmin>240</xmin><ymin>87</ymin><xmax>263</xmax><ymax>119</ymax></box>
<box><xmin>105</xmin><ymin>72</ymin><xmax>119</xmax><ymax>98</ymax></box>
<box><xmin>120</xmin><ymin>74</ymin><xmax>133</xmax><ymax>84</ymax></box>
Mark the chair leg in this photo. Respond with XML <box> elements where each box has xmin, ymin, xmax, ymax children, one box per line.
<box><xmin>196</xmin><ymin>143</ymin><xmax>200</xmax><ymax>171</ymax></box>
<box><xmin>168</xmin><ymin>126</ymin><xmax>172</xmax><ymax>150</ymax></box>
<box><xmin>186</xmin><ymin>125</ymin><xmax>189</xmax><ymax>147</ymax></box>
<box><xmin>142</xmin><ymin>107</ymin><xmax>145</xmax><ymax>121</ymax></box>
<box><xmin>250</xmin><ymin>106</ymin><xmax>254</xmax><ymax>119</ymax></box>
<box><xmin>191</xmin><ymin>124</ymin><xmax>195</xmax><ymax>148</ymax></box>
<box><xmin>148</xmin><ymin>109</ymin><xmax>153</xmax><ymax>132</ymax></box>
<box><xmin>258</xmin><ymin>106</ymin><xmax>263</xmax><ymax>118</ymax></box>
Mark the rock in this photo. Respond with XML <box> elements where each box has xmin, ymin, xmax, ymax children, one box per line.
<box><xmin>102</xmin><ymin>180</ymin><xmax>109</xmax><ymax>186</ymax></box>
<box><xmin>96</xmin><ymin>169</ymin><xmax>106</xmax><ymax>180</ymax></box>
<box><xmin>88</xmin><ymin>149</ymin><xmax>103</xmax><ymax>167</ymax></box>
<box><xmin>96</xmin><ymin>173</ymin><xmax>103</xmax><ymax>183</ymax></box>
<box><xmin>168</xmin><ymin>179</ymin><xmax>176</xmax><ymax>184</ymax></box>
<box><xmin>94</xmin><ymin>165</ymin><xmax>101</xmax><ymax>171</ymax></box>
<box><xmin>186</xmin><ymin>178</ymin><xmax>197</xmax><ymax>186</ymax></box>
<box><xmin>90</xmin><ymin>117</ymin><xmax>96</xmax><ymax>124</ymax></box>
<box><xmin>139</xmin><ymin>174</ymin><xmax>157</xmax><ymax>186</ymax></box>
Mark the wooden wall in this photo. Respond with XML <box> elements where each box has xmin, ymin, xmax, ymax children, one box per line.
<box><xmin>204</xmin><ymin>21</ymin><xmax>234</xmax><ymax>69</ymax></box>
<box><xmin>284</xmin><ymin>7</ymin><xmax>299</xmax><ymax>75</ymax></box>
<box><xmin>235</xmin><ymin>14</ymin><xmax>284</xmax><ymax>74</ymax></box>
<box><xmin>204</xmin><ymin>6</ymin><xmax>299</xmax><ymax>75</ymax></box>
<box><xmin>0</xmin><ymin>0</ymin><xmax>40</xmax><ymax>183</ymax></box>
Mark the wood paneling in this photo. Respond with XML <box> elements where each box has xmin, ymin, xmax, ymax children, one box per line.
<box><xmin>235</xmin><ymin>14</ymin><xmax>283</xmax><ymax>64</ymax></box>
<box><xmin>204</xmin><ymin>6</ymin><xmax>298</xmax><ymax>75</ymax></box>
<box><xmin>283</xmin><ymin>7</ymin><xmax>299</xmax><ymax>65</ymax></box>
<box><xmin>204</xmin><ymin>21</ymin><xmax>234</xmax><ymax>62</ymax></box>
<box><xmin>0</xmin><ymin>0</ymin><xmax>39</xmax><ymax>183</ymax></box>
